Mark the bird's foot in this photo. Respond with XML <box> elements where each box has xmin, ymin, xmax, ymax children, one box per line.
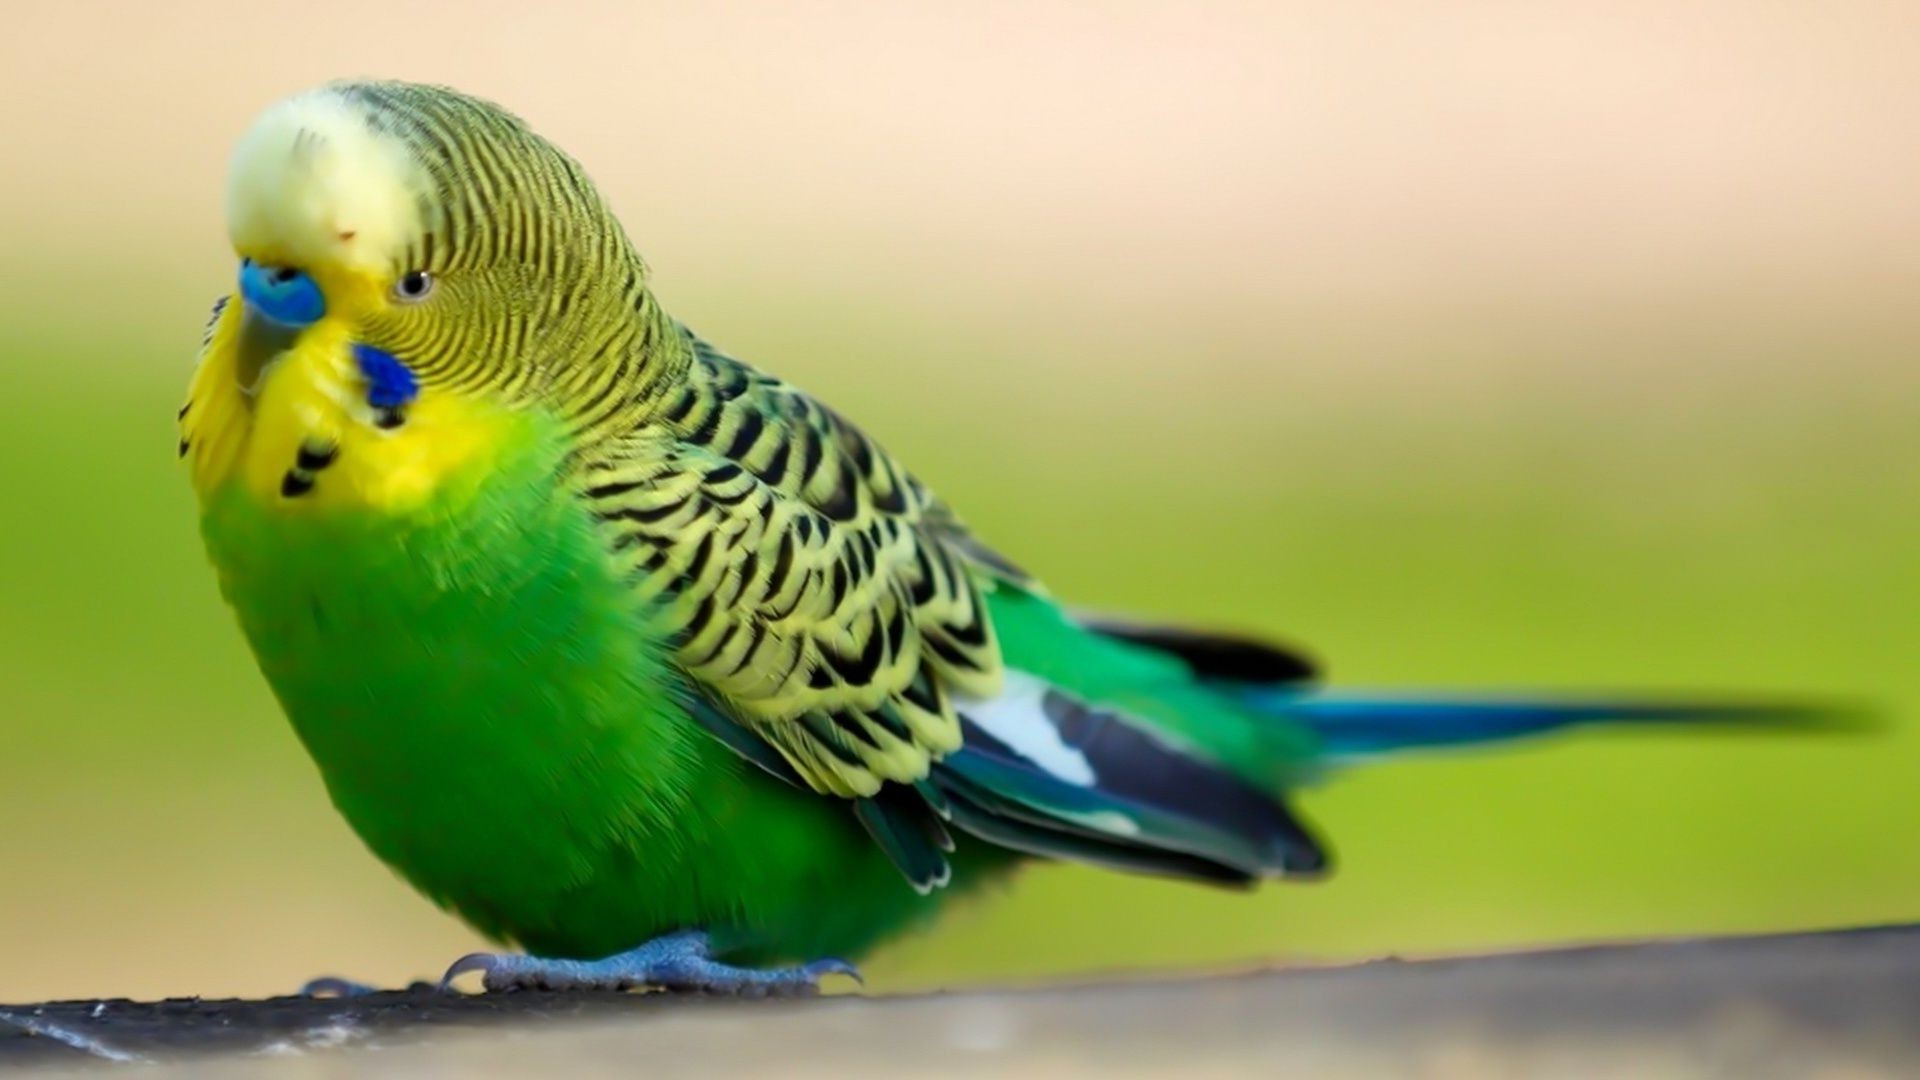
<box><xmin>300</xmin><ymin>975</ymin><xmax>440</xmax><ymax>997</ymax></box>
<box><xmin>438</xmin><ymin>930</ymin><xmax>861</xmax><ymax>996</ymax></box>
<box><xmin>299</xmin><ymin>976</ymin><xmax>384</xmax><ymax>998</ymax></box>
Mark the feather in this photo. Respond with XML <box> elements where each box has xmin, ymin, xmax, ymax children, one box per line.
<box><xmin>938</xmin><ymin>681</ymin><xmax>1329</xmax><ymax>880</ymax></box>
<box><xmin>941</xmin><ymin>786</ymin><xmax>1258</xmax><ymax>887</ymax></box>
<box><xmin>1077</xmin><ymin>615</ymin><xmax>1319</xmax><ymax>686</ymax></box>
<box><xmin>852</xmin><ymin>786</ymin><xmax>954</xmax><ymax>894</ymax></box>
<box><xmin>587</xmin><ymin>335</ymin><xmax>1030</xmax><ymax>800</ymax></box>
<box><xmin>1239</xmin><ymin>691</ymin><xmax>1850</xmax><ymax>758</ymax></box>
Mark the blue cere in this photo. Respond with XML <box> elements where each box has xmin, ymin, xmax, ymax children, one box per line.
<box><xmin>352</xmin><ymin>344</ymin><xmax>420</xmax><ymax>409</ymax></box>
<box><xmin>238</xmin><ymin>259</ymin><xmax>326</xmax><ymax>327</ymax></box>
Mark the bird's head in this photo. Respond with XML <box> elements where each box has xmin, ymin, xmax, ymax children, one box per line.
<box><xmin>184</xmin><ymin>81</ymin><xmax>682</xmax><ymax>511</ymax></box>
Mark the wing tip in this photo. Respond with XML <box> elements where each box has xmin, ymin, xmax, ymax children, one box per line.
<box><xmin>1075</xmin><ymin>613</ymin><xmax>1321</xmax><ymax>686</ymax></box>
<box><xmin>1261</xmin><ymin>801</ymin><xmax>1334</xmax><ymax>881</ymax></box>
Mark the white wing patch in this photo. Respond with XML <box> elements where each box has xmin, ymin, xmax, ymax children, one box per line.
<box><xmin>957</xmin><ymin>669</ymin><xmax>1096</xmax><ymax>786</ymax></box>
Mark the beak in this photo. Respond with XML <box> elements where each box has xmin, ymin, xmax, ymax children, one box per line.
<box><xmin>234</xmin><ymin>306</ymin><xmax>302</xmax><ymax>398</ymax></box>
<box><xmin>234</xmin><ymin>260</ymin><xmax>326</xmax><ymax>398</ymax></box>
<box><xmin>238</xmin><ymin>259</ymin><xmax>326</xmax><ymax>327</ymax></box>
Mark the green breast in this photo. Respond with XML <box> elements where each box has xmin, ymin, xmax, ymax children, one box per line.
<box><xmin>197</xmin><ymin>411</ymin><xmax>699</xmax><ymax>944</ymax></box>
<box><xmin>195</xmin><ymin>411</ymin><xmax>956</xmax><ymax>960</ymax></box>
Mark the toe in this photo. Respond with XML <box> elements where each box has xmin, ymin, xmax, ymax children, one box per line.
<box><xmin>803</xmin><ymin>958</ymin><xmax>863</xmax><ymax>986</ymax></box>
<box><xmin>424</xmin><ymin>935</ymin><xmax>856</xmax><ymax>995</ymax></box>
<box><xmin>300</xmin><ymin>976</ymin><xmax>382</xmax><ymax>998</ymax></box>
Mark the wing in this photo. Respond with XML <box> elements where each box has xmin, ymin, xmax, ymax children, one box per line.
<box><xmin>580</xmin><ymin>333</ymin><xmax>1029</xmax><ymax>802</ymax></box>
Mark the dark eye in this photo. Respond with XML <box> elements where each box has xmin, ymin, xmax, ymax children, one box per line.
<box><xmin>392</xmin><ymin>270</ymin><xmax>434</xmax><ymax>303</ymax></box>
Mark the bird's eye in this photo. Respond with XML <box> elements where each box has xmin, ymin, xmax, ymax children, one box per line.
<box><xmin>392</xmin><ymin>270</ymin><xmax>434</xmax><ymax>303</ymax></box>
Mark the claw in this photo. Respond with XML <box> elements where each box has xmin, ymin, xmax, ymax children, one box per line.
<box><xmin>436</xmin><ymin>952</ymin><xmax>505</xmax><ymax>993</ymax></box>
<box><xmin>802</xmin><ymin>958</ymin><xmax>863</xmax><ymax>986</ymax></box>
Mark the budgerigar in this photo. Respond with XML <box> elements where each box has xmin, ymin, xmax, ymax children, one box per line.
<box><xmin>181</xmin><ymin>81</ymin><xmax>1807</xmax><ymax>994</ymax></box>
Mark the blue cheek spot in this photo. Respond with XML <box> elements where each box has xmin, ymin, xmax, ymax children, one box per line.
<box><xmin>352</xmin><ymin>344</ymin><xmax>420</xmax><ymax>410</ymax></box>
<box><xmin>238</xmin><ymin>259</ymin><xmax>326</xmax><ymax>327</ymax></box>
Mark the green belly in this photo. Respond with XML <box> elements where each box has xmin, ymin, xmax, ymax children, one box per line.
<box><xmin>196</xmin><ymin>414</ymin><xmax>971</xmax><ymax>961</ymax></box>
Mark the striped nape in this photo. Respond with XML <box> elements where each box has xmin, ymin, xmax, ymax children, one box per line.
<box><xmin>327</xmin><ymin>81</ymin><xmax>610</xmax><ymax>279</ymax></box>
<box><xmin>338</xmin><ymin>80</ymin><xmax>674</xmax><ymax>413</ymax></box>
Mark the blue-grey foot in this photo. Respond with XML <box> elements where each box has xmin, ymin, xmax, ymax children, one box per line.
<box><xmin>438</xmin><ymin>930</ymin><xmax>862</xmax><ymax>996</ymax></box>
<box><xmin>300</xmin><ymin>976</ymin><xmax>385</xmax><ymax>998</ymax></box>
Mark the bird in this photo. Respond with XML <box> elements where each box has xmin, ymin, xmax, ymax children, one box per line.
<box><xmin>181</xmin><ymin>80</ymin><xmax>1813</xmax><ymax>995</ymax></box>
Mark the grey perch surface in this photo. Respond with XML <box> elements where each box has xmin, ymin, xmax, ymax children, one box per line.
<box><xmin>6</xmin><ymin>924</ymin><xmax>1920</xmax><ymax>1076</ymax></box>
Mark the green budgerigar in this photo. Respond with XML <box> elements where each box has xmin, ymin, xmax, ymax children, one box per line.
<box><xmin>183</xmin><ymin>81</ymin><xmax>1803</xmax><ymax>993</ymax></box>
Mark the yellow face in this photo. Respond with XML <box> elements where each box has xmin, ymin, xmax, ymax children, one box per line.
<box><xmin>181</xmin><ymin>88</ymin><xmax>518</xmax><ymax>516</ymax></box>
<box><xmin>184</xmin><ymin>306</ymin><xmax>516</xmax><ymax>515</ymax></box>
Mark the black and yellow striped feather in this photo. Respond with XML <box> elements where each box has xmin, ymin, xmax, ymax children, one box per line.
<box><xmin>584</xmin><ymin>335</ymin><xmax>1028</xmax><ymax>798</ymax></box>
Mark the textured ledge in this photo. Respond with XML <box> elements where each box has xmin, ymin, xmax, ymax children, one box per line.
<box><xmin>6</xmin><ymin>924</ymin><xmax>1919</xmax><ymax>1075</ymax></box>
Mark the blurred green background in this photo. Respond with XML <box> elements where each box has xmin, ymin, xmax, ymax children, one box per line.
<box><xmin>1</xmin><ymin>2</ymin><xmax>1916</xmax><ymax>1002</ymax></box>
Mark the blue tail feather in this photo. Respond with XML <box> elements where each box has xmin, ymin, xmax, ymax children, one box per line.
<box><xmin>1242</xmin><ymin>691</ymin><xmax>1840</xmax><ymax>758</ymax></box>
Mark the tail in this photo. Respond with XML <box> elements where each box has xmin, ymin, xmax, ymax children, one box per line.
<box><xmin>776</xmin><ymin>595</ymin><xmax>1861</xmax><ymax>894</ymax></box>
<box><xmin>1079</xmin><ymin>613</ymin><xmax>1850</xmax><ymax>757</ymax></box>
<box><xmin>1244</xmin><ymin>692</ymin><xmax>1846</xmax><ymax>759</ymax></box>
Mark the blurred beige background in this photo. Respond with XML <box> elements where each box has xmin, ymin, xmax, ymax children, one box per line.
<box><xmin>0</xmin><ymin>1</ymin><xmax>1914</xmax><ymax>1002</ymax></box>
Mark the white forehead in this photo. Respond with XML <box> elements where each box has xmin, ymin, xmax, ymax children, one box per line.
<box><xmin>225</xmin><ymin>87</ymin><xmax>429</xmax><ymax>272</ymax></box>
